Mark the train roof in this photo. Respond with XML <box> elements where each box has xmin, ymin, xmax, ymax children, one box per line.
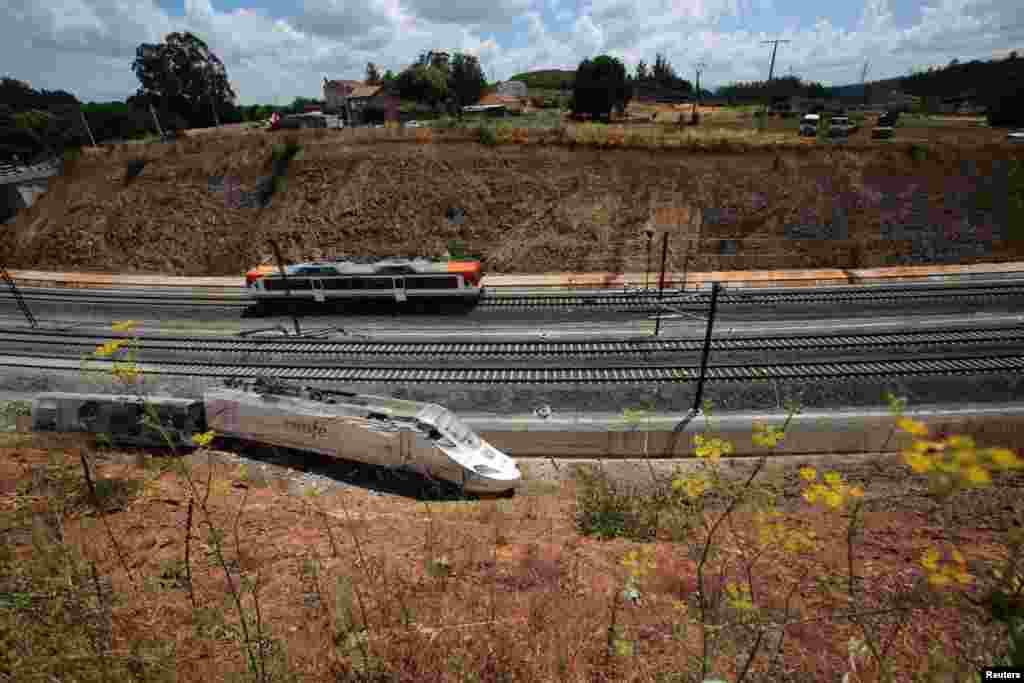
<box><xmin>206</xmin><ymin>381</ymin><xmax>444</xmax><ymax>421</ymax></box>
<box><xmin>247</xmin><ymin>258</ymin><xmax>481</xmax><ymax>278</ymax></box>
<box><xmin>33</xmin><ymin>392</ymin><xmax>200</xmax><ymax>405</ymax></box>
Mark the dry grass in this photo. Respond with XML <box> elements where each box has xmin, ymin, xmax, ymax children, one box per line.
<box><xmin>0</xmin><ymin>423</ymin><xmax>1020</xmax><ymax>682</ymax></box>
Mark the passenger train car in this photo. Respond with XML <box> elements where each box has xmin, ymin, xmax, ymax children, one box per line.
<box><xmin>30</xmin><ymin>379</ymin><xmax>521</xmax><ymax>495</ymax></box>
<box><xmin>244</xmin><ymin>258</ymin><xmax>484</xmax><ymax>306</ymax></box>
<box><xmin>30</xmin><ymin>393</ymin><xmax>206</xmax><ymax>448</ymax></box>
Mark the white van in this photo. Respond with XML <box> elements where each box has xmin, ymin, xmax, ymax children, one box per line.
<box><xmin>799</xmin><ymin>113</ymin><xmax>820</xmax><ymax>136</ymax></box>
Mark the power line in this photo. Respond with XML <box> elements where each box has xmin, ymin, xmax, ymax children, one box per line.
<box><xmin>760</xmin><ymin>39</ymin><xmax>791</xmax><ymax>119</ymax></box>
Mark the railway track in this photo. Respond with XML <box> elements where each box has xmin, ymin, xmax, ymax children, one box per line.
<box><xmin>4</xmin><ymin>281</ymin><xmax>1024</xmax><ymax>310</ymax></box>
<box><xmin>2</xmin><ymin>325</ymin><xmax>1024</xmax><ymax>358</ymax></box>
<box><xmin>2</xmin><ymin>352</ymin><xmax>1022</xmax><ymax>384</ymax></box>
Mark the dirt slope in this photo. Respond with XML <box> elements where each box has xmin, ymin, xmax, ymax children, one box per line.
<box><xmin>7</xmin><ymin>130</ymin><xmax>1024</xmax><ymax>276</ymax></box>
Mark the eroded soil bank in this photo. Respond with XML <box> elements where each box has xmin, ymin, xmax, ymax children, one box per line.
<box><xmin>8</xmin><ymin>133</ymin><xmax>1024</xmax><ymax>276</ymax></box>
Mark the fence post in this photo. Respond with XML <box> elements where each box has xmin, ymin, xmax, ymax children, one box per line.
<box><xmin>691</xmin><ymin>281</ymin><xmax>720</xmax><ymax>413</ymax></box>
<box><xmin>269</xmin><ymin>239</ymin><xmax>301</xmax><ymax>336</ymax></box>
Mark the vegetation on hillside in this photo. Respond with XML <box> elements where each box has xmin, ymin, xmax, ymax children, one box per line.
<box><xmin>394</xmin><ymin>51</ymin><xmax>487</xmax><ymax>115</ymax></box>
<box><xmin>509</xmin><ymin>69</ymin><xmax>576</xmax><ymax>91</ymax></box>
<box><xmin>901</xmin><ymin>52</ymin><xmax>1024</xmax><ymax>126</ymax></box>
<box><xmin>0</xmin><ymin>77</ymin><xmax>91</xmax><ymax>161</ymax></box>
<box><xmin>131</xmin><ymin>32</ymin><xmax>237</xmax><ymax>131</ymax></box>
<box><xmin>570</xmin><ymin>56</ymin><xmax>632</xmax><ymax>120</ymax></box>
<box><xmin>715</xmin><ymin>75</ymin><xmax>829</xmax><ymax>105</ymax></box>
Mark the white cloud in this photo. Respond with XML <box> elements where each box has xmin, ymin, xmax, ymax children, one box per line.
<box><xmin>399</xmin><ymin>0</ymin><xmax>537</xmax><ymax>28</ymax></box>
<box><xmin>0</xmin><ymin>0</ymin><xmax>1018</xmax><ymax>104</ymax></box>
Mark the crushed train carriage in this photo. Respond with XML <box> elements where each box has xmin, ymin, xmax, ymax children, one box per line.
<box><xmin>30</xmin><ymin>379</ymin><xmax>521</xmax><ymax>495</ymax></box>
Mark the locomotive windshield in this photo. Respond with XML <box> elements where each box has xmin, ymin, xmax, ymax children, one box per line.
<box><xmin>433</xmin><ymin>410</ymin><xmax>481</xmax><ymax>450</ymax></box>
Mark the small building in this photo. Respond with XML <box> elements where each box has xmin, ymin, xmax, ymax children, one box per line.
<box><xmin>322</xmin><ymin>79</ymin><xmax>399</xmax><ymax>125</ymax></box>
<box><xmin>323</xmin><ymin>79</ymin><xmax>361</xmax><ymax>114</ymax></box>
<box><xmin>474</xmin><ymin>92</ymin><xmax>525</xmax><ymax>113</ymax></box>
<box><xmin>496</xmin><ymin>80</ymin><xmax>528</xmax><ymax>98</ymax></box>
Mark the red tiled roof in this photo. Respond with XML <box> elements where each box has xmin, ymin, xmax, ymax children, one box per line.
<box><xmin>324</xmin><ymin>79</ymin><xmax>362</xmax><ymax>91</ymax></box>
<box><xmin>477</xmin><ymin>93</ymin><xmax>523</xmax><ymax>107</ymax></box>
<box><xmin>349</xmin><ymin>85</ymin><xmax>383</xmax><ymax>99</ymax></box>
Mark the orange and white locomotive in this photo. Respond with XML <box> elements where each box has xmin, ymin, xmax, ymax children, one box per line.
<box><xmin>245</xmin><ymin>258</ymin><xmax>484</xmax><ymax>305</ymax></box>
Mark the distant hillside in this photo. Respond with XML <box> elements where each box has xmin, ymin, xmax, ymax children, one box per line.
<box><xmin>826</xmin><ymin>76</ymin><xmax>905</xmax><ymax>100</ymax></box>
<box><xmin>508</xmin><ymin>70</ymin><xmax>575</xmax><ymax>91</ymax></box>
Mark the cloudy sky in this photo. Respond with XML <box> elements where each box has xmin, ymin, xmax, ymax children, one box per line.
<box><xmin>4</xmin><ymin>0</ymin><xmax>1022</xmax><ymax>105</ymax></box>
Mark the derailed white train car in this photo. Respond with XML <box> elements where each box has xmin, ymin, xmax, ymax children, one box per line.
<box><xmin>31</xmin><ymin>392</ymin><xmax>205</xmax><ymax>448</ymax></box>
<box><xmin>204</xmin><ymin>381</ymin><xmax>521</xmax><ymax>495</ymax></box>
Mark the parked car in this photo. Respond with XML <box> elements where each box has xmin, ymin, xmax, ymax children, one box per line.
<box><xmin>799</xmin><ymin>113</ymin><xmax>820</xmax><ymax>136</ymax></box>
<box><xmin>1009</xmin><ymin>131</ymin><xmax>1024</xmax><ymax>143</ymax></box>
<box><xmin>404</xmin><ymin>120</ymin><xmax>422</xmax><ymax>128</ymax></box>
<box><xmin>828</xmin><ymin>116</ymin><xmax>854</xmax><ymax>137</ymax></box>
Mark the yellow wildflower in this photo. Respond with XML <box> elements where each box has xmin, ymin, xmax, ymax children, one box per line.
<box><xmin>953</xmin><ymin>447</ymin><xmax>978</xmax><ymax>465</ymax></box>
<box><xmin>94</xmin><ymin>340</ymin><xmax>127</xmax><ymax>357</ymax></box>
<box><xmin>822</xmin><ymin>490</ymin><xmax>844</xmax><ymax>509</ymax></box>
<box><xmin>990</xmin><ymin>448</ymin><xmax>1023</xmax><ymax>469</ymax></box>
<box><xmin>897</xmin><ymin>417</ymin><xmax>929</xmax><ymax>437</ymax></box>
<box><xmin>111</xmin><ymin>365</ymin><xmax>141</xmax><ymax>382</ymax></box>
<box><xmin>921</xmin><ymin>548</ymin><xmax>941</xmax><ymax>572</ymax></box>
<box><xmin>752</xmin><ymin>422</ymin><xmax>785</xmax><ymax>448</ymax></box>
<box><xmin>681</xmin><ymin>476</ymin><xmax>709</xmax><ymax>499</ymax></box>
<box><xmin>946</xmin><ymin>435</ymin><xmax>975</xmax><ymax>450</ymax></box>
<box><xmin>951</xmin><ymin>549</ymin><xmax>964</xmax><ymax>564</ymax></box>
<box><xmin>953</xmin><ymin>569</ymin><xmax>973</xmax><ymax>585</ymax></box>
<box><xmin>964</xmin><ymin>465</ymin><xmax>991</xmax><ymax>486</ymax></box>
<box><xmin>802</xmin><ymin>488</ymin><xmax>819</xmax><ymax>504</ymax></box>
<box><xmin>725</xmin><ymin>582</ymin><xmax>755</xmax><ymax>611</ymax></box>
<box><xmin>928</xmin><ymin>572</ymin><xmax>951</xmax><ymax>587</ymax></box>
<box><xmin>824</xmin><ymin>471</ymin><xmax>843</xmax><ymax>488</ymax></box>
<box><xmin>903</xmin><ymin>451</ymin><xmax>933</xmax><ymax>473</ymax></box>
<box><xmin>111</xmin><ymin>320</ymin><xmax>138</xmax><ymax>333</ymax></box>
<box><xmin>191</xmin><ymin>430</ymin><xmax>216</xmax><ymax>447</ymax></box>
<box><xmin>799</xmin><ymin>467</ymin><xmax>817</xmax><ymax>482</ymax></box>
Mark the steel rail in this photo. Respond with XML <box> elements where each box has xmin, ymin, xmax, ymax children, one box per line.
<box><xmin>3</xmin><ymin>352</ymin><xmax>1023</xmax><ymax>384</ymax></box>
<box><xmin>4</xmin><ymin>281</ymin><xmax>1024</xmax><ymax>309</ymax></box>
<box><xmin>2</xmin><ymin>326</ymin><xmax>1024</xmax><ymax>358</ymax></box>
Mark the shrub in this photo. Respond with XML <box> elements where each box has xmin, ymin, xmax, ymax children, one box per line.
<box><xmin>573</xmin><ymin>465</ymin><xmax>661</xmax><ymax>540</ymax></box>
<box><xmin>477</xmin><ymin>125</ymin><xmax>497</xmax><ymax>146</ymax></box>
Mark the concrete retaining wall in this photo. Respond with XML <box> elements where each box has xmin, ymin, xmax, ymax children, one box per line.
<box><xmin>463</xmin><ymin>403</ymin><xmax>1024</xmax><ymax>458</ymax></box>
<box><xmin>8</xmin><ymin>261</ymin><xmax>1024</xmax><ymax>294</ymax></box>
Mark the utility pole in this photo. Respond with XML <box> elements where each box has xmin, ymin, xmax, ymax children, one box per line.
<box><xmin>760</xmin><ymin>39</ymin><xmax>791</xmax><ymax>125</ymax></box>
<box><xmin>860</xmin><ymin>60</ymin><xmax>870</xmax><ymax>108</ymax></box>
<box><xmin>78</xmin><ymin>106</ymin><xmax>97</xmax><ymax>147</ymax></box>
<box><xmin>148</xmin><ymin>102</ymin><xmax>164</xmax><ymax>139</ymax></box>
<box><xmin>207</xmin><ymin>64</ymin><xmax>221</xmax><ymax>128</ymax></box>
<box><xmin>691</xmin><ymin>61</ymin><xmax>707</xmax><ymax>124</ymax></box>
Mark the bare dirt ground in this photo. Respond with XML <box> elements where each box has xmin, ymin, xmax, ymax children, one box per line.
<box><xmin>6</xmin><ymin>125</ymin><xmax>1023</xmax><ymax>277</ymax></box>
<box><xmin>1</xmin><ymin>427</ymin><xmax>1019</xmax><ymax>681</ymax></box>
